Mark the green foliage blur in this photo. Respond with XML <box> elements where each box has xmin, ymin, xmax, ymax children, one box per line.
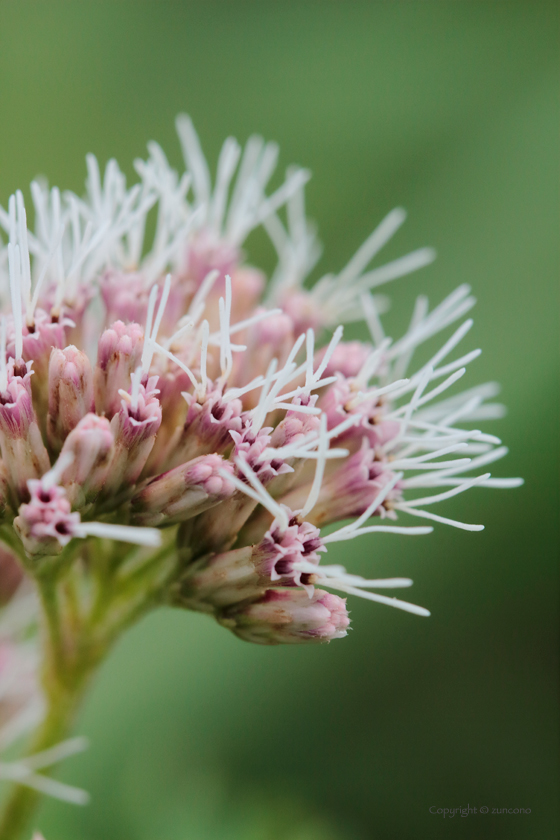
<box><xmin>0</xmin><ymin>2</ymin><xmax>557</xmax><ymax>838</ymax></box>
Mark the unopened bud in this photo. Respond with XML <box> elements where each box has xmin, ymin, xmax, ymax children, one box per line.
<box><xmin>167</xmin><ymin>386</ymin><xmax>244</xmax><ymax>469</ymax></box>
<box><xmin>59</xmin><ymin>413</ymin><xmax>114</xmax><ymax>506</ymax></box>
<box><xmin>104</xmin><ymin>377</ymin><xmax>162</xmax><ymax>493</ymax></box>
<box><xmin>94</xmin><ymin>321</ymin><xmax>144</xmax><ymax>418</ymax></box>
<box><xmin>314</xmin><ymin>341</ymin><xmax>371</xmax><ymax>379</ymax></box>
<box><xmin>178</xmin><ymin>513</ymin><xmax>324</xmax><ymax>609</ymax></box>
<box><xmin>47</xmin><ymin>346</ymin><xmax>94</xmax><ymax>451</ymax></box>
<box><xmin>219</xmin><ymin>589</ymin><xmax>350</xmax><ymax>645</ymax></box>
<box><xmin>14</xmin><ymin>480</ymin><xmax>80</xmax><ymax>558</ymax></box>
<box><xmin>132</xmin><ymin>454</ymin><xmax>235</xmax><ymax>527</ymax></box>
<box><xmin>0</xmin><ymin>362</ymin><xmax>50</xmax><ymax>501</ymax></box>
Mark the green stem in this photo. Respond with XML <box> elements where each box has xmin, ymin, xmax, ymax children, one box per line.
<box><xmin>0</xmin><ymin>675</ymin><xmax>86</xmax><ymax>840</ymax></box>
<box><xmin>0</xmin><ymin>536</ymin><xmax>177</xmax><ymax>840</ymax></box>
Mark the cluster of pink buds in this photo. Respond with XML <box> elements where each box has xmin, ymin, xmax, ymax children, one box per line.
<box><xmin>0</xmin><ymin>114</ymin><xmax>521</xmax><ymax>656</ymax></box>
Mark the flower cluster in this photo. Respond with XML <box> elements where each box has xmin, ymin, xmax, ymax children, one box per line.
<box><xmin>0</xmin><ymin>114</ymin><xmax>520</xmax><ymax>658</ymax></box>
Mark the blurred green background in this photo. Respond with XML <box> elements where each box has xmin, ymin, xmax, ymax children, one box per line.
<box><xmin>0</xmin><ymin>2</ymin><xmax>558</xmax><ymax>838</ymax></box>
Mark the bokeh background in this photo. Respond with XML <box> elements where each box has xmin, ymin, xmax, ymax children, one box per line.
<box><xmin>0</xmin><ymin>2</ymin><xmax>558</xmax><ymax>839</ymax></box>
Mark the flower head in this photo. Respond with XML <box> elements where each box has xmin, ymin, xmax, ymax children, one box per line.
<box><xmin>0</xmin><ymin>114</ymin><xmax>521</xmax><ymax>649</ymax></box>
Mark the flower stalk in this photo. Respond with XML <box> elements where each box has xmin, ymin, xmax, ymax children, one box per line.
<box><xmin>0</xmin><ymin>114</ymin><xmax>521</xmax><ymax>838</ymax></box>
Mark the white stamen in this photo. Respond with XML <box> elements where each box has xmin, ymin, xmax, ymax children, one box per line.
<box><xmin>311</xmin><ymin>325</ymin><xmax>344</xmax><ymax>386</ymax></box>
<box><xmin>226</xmin><ymin>307</ymin><xmax>283</xmax><ymax>338</ymax></box>
<box><xmin>15</xmin><ymin>191</ymin><xmax>32</xmax><ymax>316</ymax></box>
<box><xmin>329</xmin><ymin>584</ymin><xmax>431</xmax><ymax>617</ymax></box>
<box><xmin>0</xmin><ymin>762</ymin><xmax>90</xmax><ymax>805</ymax></box>
<box><xmin>74</xmin><ymin>522</ymin><xmax>162</xmax><ymax>547</ymax></box>
<box><xmin>0</xmin><ymin>317</ymin><xmax>7</xmax><ymax>392</ymax></box>
<box><xmin>221</xmin><ymin>458</ymin><xmax>289</xmax><ymax>531</ymax></box>
<box><xmin>21</xmin><ymin>737</ymin><xmax>89</xmax><ymax>773</ymax></box>
<box><xmin>218</xmin><ymin>275</ymin><xmax>233</xmax><ymax>381</ymax></box>
<box><xmin>199</xmin><ymin>319</ymin><xmax>210</xmax><ymax>397</ymax></box>
<box><xmin>41</xmin><ymin>452</ymin><xmax>75</xmax><ymax>491</ymax></box>
<box><xmin>360</xmin><ymin>292</ymin><xmax>385</xmax><ymax>348</ymax></box>
<box><xmin>141</xmin><ymin>284</ymin><xmax>158</xmax><ymax>373</ymax></box>
<box><xmin>7</xmin><ymin>242</ymin><xmax>23</xmax><ymax>360</ymax></box>
<box><xmin>401</xmin><ymin>473</ymin><xmax>491</xmax><ymax>507</ymax></box>
<box><xmin>130</xmin><ymin>367</ymin><xmax>143</xmax><ymax>412</ymax></box>
<box><xmin>300</xmin><ymin>414</ymin><xmax>328</xmax><ymax>517</ymax></box>
<box><xmin>152</xmin><ymin>343</ymin><xmax>199</xmax><ymax>390</ymax></box>
<box><xmin>337</xmin><ymin>208</ymin><xmax>407</xmax><ymax>286</ymax></box>
<box><xmin>395</xmin><ymin>505</ymin><xmax>484</xmax><ymax>532</ymax></box>
<box><xmin>322</xmin><ymin>525</ymin><xmax>434</xmax><ymax>543</ymax></box>
<box><xmin>186</xmin><ymin>269</ymin><xmax>219</xmax><ymax>324</ymax></box>
<box><xmin>324</xmin><ymin>472</ymin><xmax>403</xmax><ymax>541</ymax></box>
<box><xmin>305</xmin><ymin>329</ymin><xmax>315</xmax><ymax>389</ymax></box>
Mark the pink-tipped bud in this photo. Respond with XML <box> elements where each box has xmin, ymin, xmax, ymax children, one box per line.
<box><xmin>180</xmin><ymin>512</ymin><xmax>325</xmax><ymax>609</ymax></box>
<box><xmin>186</xmin><ymin>430</ymin><xmax>292</xmax><ymax>555</ymax></box>
<box><xmin>185</xmin><ymin>231</ymin><xmax>240</xmax><ymax>288</ymax></box>
<box><xmin>47</xmin><ymin>346</ymin><xmax>94</xmax><ymax>451</ymax></box>
<box><xmin>281</xmin><ymin>440</ymin><xmax>400</xmax><ymax>527</ymax></box>
<box><xmin>14</xmin><ymin>480</ymin><xmax>80</xmax><ymax>558</ymax></box>
<box><xmin>231</xmin><ymin>427</ymin><xmax>291</xmax><ymax>485</ymax></box>
<box><xmin>270</xmin><ymin>392</ymin><xmax>321</xmax><ymax>449</ymax></box>
<box><xmin>59</xmin><ymin>413</ymin><xmax>115</xmax><ymax>506</ymax></box>
<box><xmin>100</xmin><ymin>270</ymin><xmax>150</xmax><ymax>326</ymax></box>
<box><xmin>95</xmin><ymin>321</ymin><xmax>144</xmax><ymax>419</ymax></box>
<box><xmin>219</xmin><ymin>588</ymin><xmax>350</xmax><ymax>645</ymax></box>
<box><xmin>168</xmin><ymin>386</ymin><xmax>244</xmax><ymax>469</ymax></box>
<box><xmin>7</xmin><ymin>308</ymin><xmax>69</xmax><ymax>377</ymax></box>
<box><xmin>233</xmin><ymin>310</ymin><xmax>295</xmax><ymax>398</ymax></box>
<box><xmin>314</xmin><ymin>341</ymin><xmax>372</xmax><ymax>379</ymax></box>
<box><xmin>320</xmin><ymin>374</ymin><xmax>400</xmax><ymax>451</ymax></box>
<box><xmin>132</xmin><ymin>454</ymin><xmax>235</xmax><ymax>527</ymax></box>
<box><xmin>104</xmin><ymin>376</ymin><xmax>162</xmax><ymax>493</ymax></box>
<box><xmin>176</xmin><ymin>545</ymin><xmax>261</xmax><ymax>610</ymax></box>
<box><xmin>230</xmin><ymin>267</ymin><xmax>265</xmax><ymax>322</ymax></box>
<box><xmin>0</xmin><ymin>361</ymin><xmax>50</xmax><ymax>501</ymax></box>
<box><xmin>279</xmin><ymin>289</ymin><xmax>323</xmax><ymax>335</ymax></box>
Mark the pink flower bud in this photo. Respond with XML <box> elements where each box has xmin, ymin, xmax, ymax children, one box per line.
<box><xmin>100</xmin><ymin>270</ymin><xmax>191</xmax><ymax>336</ymax></box>
<box><xmin>7</xmin><ymin>308</ymin><xmax>69</xmax><ymax>376</ymax></box>
<box><xmin>0</xmin><ymin>362</ymin><xmax>50</xmax><ymax>501</ymax></box>
<box><xmin>270</xmin><ymin>392</ymin><xmax>321</xmax><ymax>448</ymax></box>
<box><xmin>14</xmin><ymin>480</ymin><xmax>80</xmax><ymax>558</ymax></box>
<box><xmin>230</xmin><ymin>267</ymin><xmax>265</xmax><ymax>322</ymax></box>
<box><xmin>59</xmin><ymin>413</ymin><xmax>114</xmax><ymax>506</ymax></box>
<box><xmin>94</xmin><ymin>321</ymin><xmax>144</xmax><ymax>418</ymax></box>
<box><xmin>188</xmin><ymin>429</ymin><xmax>292</xmax><ymax>553</ymax></box>
<box><xmin>181</xmin><ymin>512</ymin><xmax>325</xmax><ymax>609</ymax></box>
<box><xmin>176</xmin><ymin>545</ymin><xmax>261</xmax><ymax>611</ymax></box>
<box><xmin>279</xmin><ymin>289</ymin><xmax>323</xmax><ymax>335</ymax></box>
<box><xmin>231</xmin><ymin>427</ymin><xmax>291</xmax><ymax>485</ymax></box>
<box><xmin>185</xmin><ymin>231</ymin><xmax>240</xmax><ymax>288</ymax></box>
<box><xmin>47</xmin><ymin>346</ymin><xmax>94</xmax><ymax>451</ymax></box>
<box><xmin>280</xmin><ymin>440</ymin><xmax>400</xmax><ymax>527</ymax></box>
<box><xmin>314</xmin><ymin>340</ymin><xmax>371</xmax><ymax>379</ymax></box>
<box><xmin>167</xmin><ymin>386</ymin><xmax>244</xmax><ymax>469</ymax></box>
<box><xmin>232</xmin><ymin>310</ymin><xmax>295</xmax><ymax>399</ymax></box>
<box><xmin>320</xmin><ymin>374</ymin><xmax>400</xmax><ymax>451</ymax></box>
<box><xmin>104</xmin><ymin>377</ymin><xmax>162</xmax><ymax>492</ymax></box>
<box><xmin>132</xmin><ymin>454</ymin><xmax>235</xmax><ymax>527</ymax></box>
<box><xmin>100</xmin><ymin>270</ymin><xmax>149</xmax><ymax>326</ymax></box>
<box><xmin>219</xmin><ymin>588</ymin><xmax>350</xmax><ymax>645</ymax></box>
